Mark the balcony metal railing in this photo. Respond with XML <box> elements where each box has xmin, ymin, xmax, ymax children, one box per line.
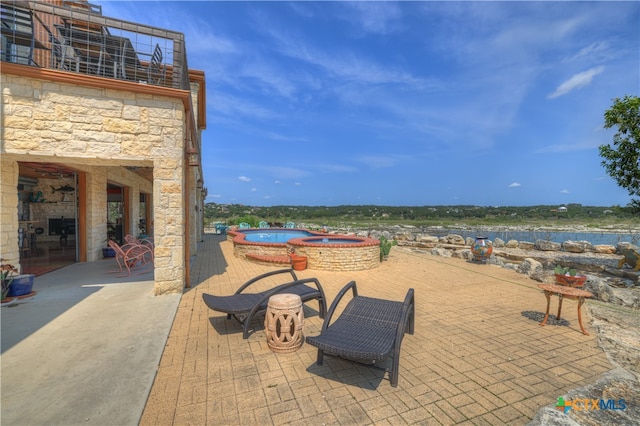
<box><xmin>1</xmin><ymin>0</ymin><xmax>190</xmax><ymax>90</ymax></box>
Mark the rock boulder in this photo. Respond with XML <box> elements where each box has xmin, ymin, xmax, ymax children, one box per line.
<box><xmin>562</xmin><ymin>240</ymin><xmax>593</xmax><ymax>253</ymax></box>
<box><xmin>518</xmin><ymin>258</ymin><xmax>544</xmax><ymax>277</ymax></box>
<box><xmin>535</xmin><ymin>239</ymin><xmax>561</xmax><ymax>251</ymax></box>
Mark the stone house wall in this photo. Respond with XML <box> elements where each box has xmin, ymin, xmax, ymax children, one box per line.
<box><xmin>0</xmin><ymin>161</ymin><xmax>20</xmax><ymax>267</ymax></box>
<box><xmin>1</xmin><ymin>72</ymin><xmax>190</xmax><ymax>294</ymax></box>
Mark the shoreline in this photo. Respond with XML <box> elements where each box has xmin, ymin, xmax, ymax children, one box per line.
<box><xmin>384</xmin><ymin>223</ymin><xmax>640</xmax><ymax>235</ymax></box>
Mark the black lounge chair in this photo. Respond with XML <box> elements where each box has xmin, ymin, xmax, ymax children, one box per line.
<box><xmin>202</xmin><ymin>268</ymin><xmax>327</xmax><ymax>339</ymax></box>
<box><xmin>306</xmin><ymin>281</ymin><xmax>415</xmax><ymax>387</ymax></box>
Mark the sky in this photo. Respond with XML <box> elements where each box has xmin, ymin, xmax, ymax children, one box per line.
<box><xmin>100</xmin><ymin>1</ymin><xmax>639</xmax><ymax>207</ymax></box>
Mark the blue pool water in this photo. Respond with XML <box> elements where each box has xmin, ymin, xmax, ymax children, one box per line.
<box><xmin>304</xmin><ymin>237</ymin><xmax>361</xmax><ymax>244</ymax></box>
<box><xmin>240</xmin><ymin>229</ymin><xmax>314</xmax><ymax>243</ymax></box>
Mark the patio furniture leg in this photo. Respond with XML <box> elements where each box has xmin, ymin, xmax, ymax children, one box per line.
<box><xmin>390</xmin><ymin>355</ymin><xmax>400</xmax><ymax>387</ymax></box>
<box><xmin>577</xmin><ymin>296</ymin><xmax>589</xmax><ymax>335</ymax></box>
<box><xmin>539</xmin><ymin>290</ymin><xmax>552</xmax><ymax>327</ymax></box>
<box><xmin>114</xmin><ymin>256</ymin><xmax>123</xmax><ymax>272</ymax></box>
<box><xmin>556</xmin><ymin>294</ymin><xmax>564</xmax><ymax>321</ymax></box>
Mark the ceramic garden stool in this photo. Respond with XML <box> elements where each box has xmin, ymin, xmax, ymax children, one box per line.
<box><xmin>265</xmin><ymin>293</ymin><xmax>304</xmax><ymax>353</ymax></box>
<box><xmin>537</xmin><ymin>283</ymin><xmax>593</xmax><ymax>335</ymax></box>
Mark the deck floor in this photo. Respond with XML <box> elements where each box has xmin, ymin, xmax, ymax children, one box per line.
<box><xmin>141</xmin><ymin>234</ymin><xmax>613</xmax><ymax>425</ymax></box>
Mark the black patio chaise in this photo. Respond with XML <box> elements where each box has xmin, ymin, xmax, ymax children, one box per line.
<box><xmin>306</xmin><ymin>281</ymin><xmax>415</xmax><ymax>387</ymax></box>
<box><xmin>202</xmin><ymin>269</ymin><xmax>327</xmax><ymax>339</ymax></box>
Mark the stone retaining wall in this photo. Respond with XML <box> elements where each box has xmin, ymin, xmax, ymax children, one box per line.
<box><xmin>233</xmin><ymin>242</ymin><xmax>287</xmax><ymax>258</ymax></box>
<box><xmin>372</xmin><ymin>229</ymin><xmax>619</xmax><ymax>255</ymax></box>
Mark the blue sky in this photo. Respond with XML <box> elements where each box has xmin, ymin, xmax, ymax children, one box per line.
<box><xmin>101</xmin><ymin>1</ymin><xmax>639</xmax><ymax>207</ymax></box>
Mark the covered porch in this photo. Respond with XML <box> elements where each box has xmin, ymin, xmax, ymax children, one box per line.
<box><xmin>1</xmin><ymin>0</ymin><xmax>207</xmax><ymax>295</ymax></box>
<box><xmin>10</xmin><ymin>160</ymin><xmax>153</xmax><ymax>276</ymax></box>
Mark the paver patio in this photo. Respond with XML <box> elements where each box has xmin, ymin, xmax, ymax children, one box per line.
<box><xmin>141</xmin><ymin>234</ymin><xmax>612</xmax><ymax>425</ymax></box>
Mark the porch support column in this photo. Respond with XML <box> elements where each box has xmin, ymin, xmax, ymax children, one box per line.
<box><xmin>152</xmin><ymin>158</ymin><xmax>184</xmax><ymax>295</ymax></box>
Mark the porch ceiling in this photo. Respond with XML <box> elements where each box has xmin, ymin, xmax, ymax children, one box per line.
<box><xmin>125</xmin><ymin>166</ymin><xmax>153</xmax><ymax>181</ymax></box>
<box><xmin>19</xmin><ymin>162</ymin><xmax>76</xmax><ymax>179</ymax></box>
<box><xmin>18</xmin><ymin>162</ymin><xmax>153</xmax><ymax>182</ymax></box>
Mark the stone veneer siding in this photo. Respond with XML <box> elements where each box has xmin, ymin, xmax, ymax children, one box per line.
<box><xmin>1</xmin><ymin>161</ymin><xmax>20</xmax><ymax>268</ymax></box>
<box><xmin>2</xmin><ymin>73</ymin><xmax>188</xmax><ymax>294</ymax></box>
<box><xmin>289</xmin><ymin>237</ymin><xmax>380</xmax><ymax>271</ymax></box>
<box><xmin>234</xmin><ymin>242</ymin><xmax>289</xmax><ymax>258</ymax></box>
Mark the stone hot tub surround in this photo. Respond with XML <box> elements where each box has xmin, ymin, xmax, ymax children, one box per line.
<box><xmin>288</xmin><ymin>235</ymin><xmax>380</xmax><ymax>271</ymax></box>
<box><xmin>229</xmin><ymin>229</ymin><xmax>381</xmax><ymax>271</ymax></box>
<box><xmin>229</xmin><ymin>229</ymin><xmax>324</xmax><ymax>258</ymax></box>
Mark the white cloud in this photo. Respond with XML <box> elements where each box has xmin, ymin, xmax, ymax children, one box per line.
<box><xmin>239</xmin><ymin>59</ymin><xmax>298</xmax><ymax>99</ymax></box>
<box><xmin>267</xmin><ymin>132</ymin><xmax>308</xmax><ymax>142</ymax></box>
<box><xmin>560</xmin><ymin>189</ymin><xmax>570</xmax><ymax>194</ymax></box>
<box><xmin>564</xmin><ymin>41</ymin><xmax>609</xmax><ymax>63</ymax></box>
<box><xmin>263</xmin><ymin>166</ymin><xmax>310</xmax><ymax>179</ymax></box>
<box><xmin>208</xmin><ymin>91</ymin><xmax>279</xmax><ymax>121</ymax></box>
<box><xmin>251</xmin><ymin>188</ymin><xmax>257</xmax><ymax>192</ymax></box>
<box><xmin>260</xmin><ymin>20</ymin><xmax>429</xmax><ymax>89</ymax></box>
<box><xmin>238</xmin><ymin>176</ymin><xmax>251</xmax><ymax>182</ymax></box>
<box><xmin>274</xmin><ymin>180</ymin><xmax>281</xmax><ymax>184</ymax></box>
<box><xmin>547</xmin><ymin>66</ymin><xmax>604</xmax><ymax>99</ymax></box>
<box><xmin>534</xmin><ymin>136</ymin><xmax>601</xmax><ymax>154</ymax></box>
<box><xmin>357</xmin><ymin>155</ymin><xmax>406</xmax><ymax>169</ymax></box>
<box><xmin>343</xmin><ymin>2</ymin><xmax>403</xmax><ymax>35</ymax></box>
<box><xmin>508</xmin><ymin>182</ymin><xmax>521</xmax><ymax>188</ymax></box>
<box><xmin>314</xmin><ymin>163</ymin><xmax>358</xmax><ymax>173</ymax></box>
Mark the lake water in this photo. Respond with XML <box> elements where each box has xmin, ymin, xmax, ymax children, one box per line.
<box><xmin>431</xmin><ymin>230</ymin><xmax>639</xmax><ymax>246</ymax></box>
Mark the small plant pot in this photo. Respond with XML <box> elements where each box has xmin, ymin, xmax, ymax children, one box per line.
<box><xmin>7</xmin><ymin>274</ymin><xmax>35</xmax><ymax>297</ymax></box>
<box><xmin>103</xmin><ymin>247</ymin><xmax>116</xmax><ymax>258</ymax></box>
<box><xmin>555</xmin><ymin>273</ymin><xmax>587</xmax><ymax>287</ymax></box>
<box><xmin>290</xmin><ymin>255</ymin><xmax>307</xmax><ymax>271</ymax></box>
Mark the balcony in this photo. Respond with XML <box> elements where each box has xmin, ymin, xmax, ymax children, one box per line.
<box><xmin>1</xmin><ymin>0</ymin><xmax>190</xmax><ymax>90</ymax></box>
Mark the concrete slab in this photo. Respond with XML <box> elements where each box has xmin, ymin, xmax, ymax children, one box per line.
<box><xmin>1</xmin><ymin>259</ymin><xmax>180</xmax><ymax>425</ymax></box>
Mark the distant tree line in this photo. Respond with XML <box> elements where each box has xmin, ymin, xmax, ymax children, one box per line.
<box><xmin>204</xmin><ymin>203</ymin><xmax>636</xmax><ymax>227</ymax></box>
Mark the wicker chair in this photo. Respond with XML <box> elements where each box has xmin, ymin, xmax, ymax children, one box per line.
<box><xmin>202</xmin><ymin>269</ymin><xmax>327</xmax><ymax>339</ymax></box>
<box><xmin>306</xmin><ymin>281</ymin><xmax>415</xmax><ymax>387</ymax></box>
